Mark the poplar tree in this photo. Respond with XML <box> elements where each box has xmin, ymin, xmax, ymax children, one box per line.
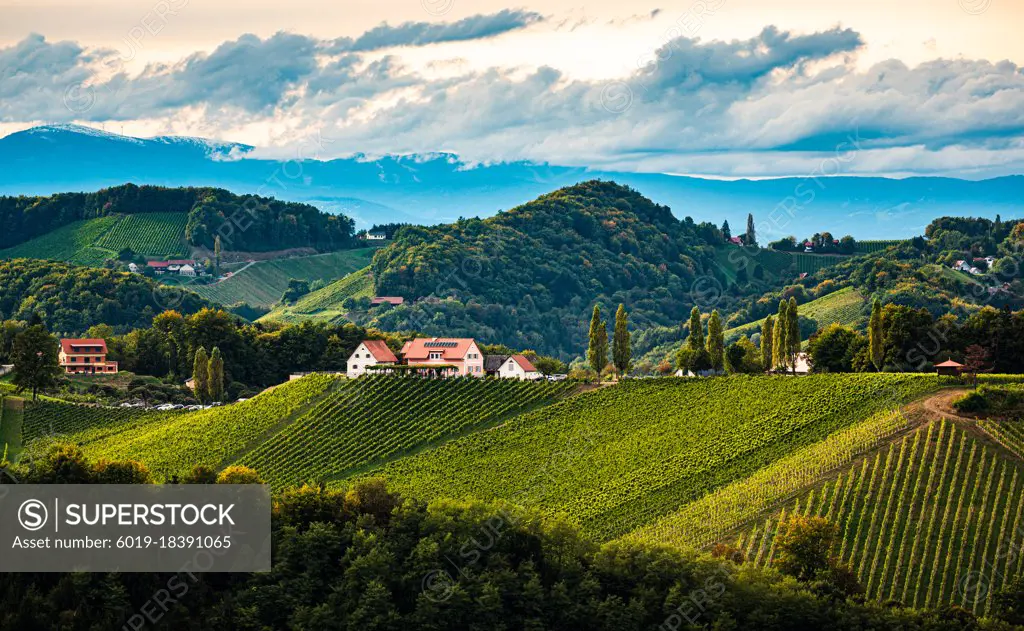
<box><xmin>208</xmin><ymin>347</ymin><xmax>224</xmax><ymax>402</ymax></box>
<box><xmin>787</xmin><ymin>296</ymin><xmax>800</xmax><ymax>374</ymax></box>
<box><xmin>772</xmin><ymin>300</ymin><xmax>789</xmax><ymax>371</ymax></box>
<box><xmin>760</xmin><ymin>315</ymin><xmax>774</xmax><ymax>372</ymax></box>
<box><xmin>214</xmin><ymin>235</ymin><xmax>222</xmax><ymax>275</ymax></box>
<box><xmin>587</xmin><ymin>305</ymin><xmax>608</xmax><ymax>380</ymax></box>
<box><xmin>192</xmin><ymin>346</ymin><xmax>210</xmax><ymax>403</ymax></box>
<box><xmin>746</xmin><ymin>213</ymin><xmax>756</xmax><ymax>246</ymax></box>
<box><xmin>706</xmin><ymin>310</ymin><xmax>725</xmax><ymax>372</ymax></box>
<box><xmin>612</xmin><ymin>304</ymin><xmax>631</xmax><ymax>378</ymax></box>
<box><xmin>687</xmin><ymin>306</ymin><xmax>704</xmax><ymax>350</ymax></box>
<box><xmin>869</xmin><ymin>298</ymin><xmax>883</xmax><ymax>372</ymax></box>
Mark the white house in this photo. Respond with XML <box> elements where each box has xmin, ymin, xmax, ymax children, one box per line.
<box><xmin>367</xmin><ymin>231</ymin><xmax>387</xmax><ymax>241</ymax></box>
<box><xmin>954</xmin><ymin>260</ymin><xmax>972</xmax><ymax>272</ymax></box>
<box><xmin>347</xmin><ymin>340</ymin><xmax>399</xmax><ymax>378</ymax></box>
<box><xmin>495</xmin><ymin>355</ymin><xmax>542</xmax><ymax>380</ymax></box>
<box><xmin>179</xmin><ymin>264</ymin><xmax>197</xmax><ymax>277</ymax></box>
<box><xmin>128</xmin><ymin>262</ymin><xmax>139</xmax><ymax>273</ymax></box>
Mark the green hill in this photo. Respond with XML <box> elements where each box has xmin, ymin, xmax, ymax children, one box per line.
<box><xmin>0</xmin><ymin>213</ymin><xmax>189</xmax><ymax>263</ymax></box>
<box><xmin>260</xmin><ymin>266</ymin><xmax>375</xmax><ymax>324</ymax></box>
<box><xmin>369</xmin><ymin>374</ymin><xmax>937</xmax><ymax>541</ymax></box>
<box><xmin>725</xmin><ymin>286</ymin><xmax>868</xmax><ymax>344</ymax></box>
<box><xmin>190</xmin><ymin>249</ymin><xmax>377</xmax><ymax>309</ymax></box>
<box><xmin>724</xmin><ymin>418</ymin><xmax>1024</xmax><ymax>616</ymax></box>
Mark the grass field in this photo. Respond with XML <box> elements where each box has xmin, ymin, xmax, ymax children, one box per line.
<box><xmin>733</xmin><ymin>419</ymin><xmax>1024</xmax><ymax>616</ymax></box>
<box><xmin>259</xmin><ymin>266</ymin><xmax>375</xmax><ymax>323</ymax></box>
<box><xmin>725</xmin><ymin>286</ymin><xmax>867</xmax><ymax>344</ymax></box>
<box><xmin>0</xmin><ymin>213</ymin><xmax>188</xmax><ymax>263</ymax></box>
<box><xmin>369</xmin><ymin>374</ymin><xmax>937</xmax><ymax>540</ymax></box>
<box><xmin>191</xmin><ymin>249</ymin><xmax>376</xmax><ymax>308</ymax></box>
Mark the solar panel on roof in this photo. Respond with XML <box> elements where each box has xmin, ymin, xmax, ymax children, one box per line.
<box><xmin>424</xmin><ymin>341</ymin><xmax>458</xmax><ymax>347</ymax></box>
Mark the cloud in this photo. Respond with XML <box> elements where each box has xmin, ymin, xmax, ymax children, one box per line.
<box><xmin>2</xmin><ymin>23</ymin><xmax>1024</xmax><ymax>178</ymax></box>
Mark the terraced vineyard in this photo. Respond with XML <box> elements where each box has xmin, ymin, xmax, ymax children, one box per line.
<box><xmin>371</xmin><ymin>374</ymin><xmax>937</xmax><ymax>540</ymax></box>
<box><xmin>734</xmin><ymin>420</ymin><xmax>1024</xmax><ymax>615</ymax></box>
<box><xmin>0</xmin><ymin>213</ymin><xmax>188</xmax><ymax>263</ymax></box>
<box><xmin>94</xmin><ymin>212</ymin><xmax>189</xmax><ymax>256</ymax></box>
<box><xmin>794</xmin><ymin>253</ymin><xmax>847</xmax><ymax>274</ymax></box>
<box><xmin>260</xmin><ymin>266</ymin><xmax>375</xmax><ymax>323</ymax></box>
<box><xmin>853</xmin><ymin>239</ymin><xmax>906</xmax><ymax>254</ymax></box>
<box><xmin>239</xmin><ymin>376</ymin><xmax>577</xmax><ymax>488</ymax></box>
<box><xmin>725</xmin><ymin>287</ymin><xmax>867</xmax><ymax>343</ymax></box>
<box><xmin>80</xmin><ymin>374</ymin><xmax>338</xmax><ymax>479</ymax></box>
<box><xmin>192</xmin><ymin>249</ymin><xmax>375</xmax><ymax>308</ymax></box>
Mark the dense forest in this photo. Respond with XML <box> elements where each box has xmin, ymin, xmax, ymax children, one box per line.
<box><xmin>0</xmin><ymin>183</ymin><xmax>357</xmax><ymax>252</ymax></box>
<box><xmin>1</xmin><ymin>447</ymin><xmax>1019</xmax><ymax>630</ymax></box>
<box><xmin>366</xmin><ymin>181</ymin><xmax>737</xmax><ymax>357</ymax></box>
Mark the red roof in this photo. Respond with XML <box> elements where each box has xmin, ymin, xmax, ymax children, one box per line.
<box><xmin>60</xmin><ymin>338</ymin><xmax>107</xmax><ymax>354</ymax></box>
<box><xmin>371</xmin><ymin>296</ymin><xmax>404</xmax><ymax>305</ymax></box>
<box><xmin>401</xmin><ymin>338</ymin><xmax>478</xmax><ymax>361</ymax></box>
<box><xmin>362</xmin><ymin>340</ymin><xmax>398</xmax><ymax>363</ymax></box>
<box><xmin>935</xmin><ymin>359</ymin><xmax>964</xmax><ymax>368</ymax></box>
<box><xmin>147</xmin><ymin>259</ymin><xmax>195</xmax><ymax>268</ymax></box>
<box><xmin>510</xmin><ymin>355</ymin><xmax>538</xmax><ymax>372</ymax></box>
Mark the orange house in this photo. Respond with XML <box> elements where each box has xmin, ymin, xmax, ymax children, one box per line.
<box><xmin>59</xmin><ymin>338</ymin><xmax>118</xmax><ymax>375</ymax></box>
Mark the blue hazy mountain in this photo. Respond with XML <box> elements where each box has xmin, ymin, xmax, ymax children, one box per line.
<box><xmin>1</xmin><ymin>124</ymin><xmax>1021</xmax><ymax>237</ymax></box>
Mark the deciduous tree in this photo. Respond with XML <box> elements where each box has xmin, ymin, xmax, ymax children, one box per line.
<box><xmin>587</xmin><ymin>305</ymin><xmax>608</xmax><ymax>380</ymax></box>
<box><xmin>706</xmin><ymin>310</ymin><xmax>724</xmax><ymax>372</ymax></box>
<box><xmin>192</xmin><ymin>346</ymin><xmax>210</xmax><ymax>403</ymax></box>
<box><xmin>11</xmin><ymin>324</ymin><xmax>61</xmax><ymax>400</ymax></box>
<box><xmin>208</xmin><ymin>347</ymin><xmax>225</xmax><ymax>402</ymax></box>
<box><xmin>869</xmin><ymin>298</ymin><xmax>883</xmax><ymax>371</ymax></box>
<box><xmin>760</xmin><ymin>316</ymin><xmax>774</xmax><ymax>372</ymax></box>
<box><xmin>612</xmin><ymin>304</ymin><xmax>631</xmax><ymax>378</ymax></box>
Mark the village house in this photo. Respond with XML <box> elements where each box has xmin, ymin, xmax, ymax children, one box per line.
<box><xmin>179</xmin><ymin>264</ymin><xmax>197</xmax><ymax>277</ymax></box>
<box><xmin>493</xmin><ymin>355</ymin><xmax>542</xmax><ymax>380</ymax></box>
<box><xmin>346</xmin><ymin>340</ymin><xmax>399</xmax><ymax>378</ymax></box>
<box><xmin>367</xmin><ymin>230</ymin><xmax>387</xmax><ymax>241</ymax></box>
<box><xmin>59</xmin><ymin>338</ymin><xmax>118</xmax><ymax>375</ymax></box>
<box><xmin>147</xmin><ymin>259</ymin><xmax>202</xmax><ymax>276</ymax></box>
<box><xmin>401</xmin><ymin>337</ymin><xmax>485</xmax><ymax>377</ymax></box>
<box><xmin>128</xmin><ymin>262</ymin><xmax>139</xmax><ymax>273</ymax></box>
<box><xmin>370</xmin><ymin>296</ymin><xmax>404</xmax><ymax>306</ymax></box>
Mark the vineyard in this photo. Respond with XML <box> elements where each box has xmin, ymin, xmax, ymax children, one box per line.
<box><xmin>725</xmin><ymin>287</ymin><xmax>867</xmax><ymax>344</ymax></box>
<box><xmin>733</xmin><ymin>419</ymin><xmax>1024</xmax><ymax>615</ymax></box>
<box><xmin>192</xmin><ymin>249</ymin><xmax>375</xmax><ymax>308</ymax></box>
<box><xmin>260</xmin><ymin>266</ymin><xmax>375</xmax><ymax>323</ymax></box>
<box><xmin>853</xmin><ymin>239</ymin><xmax>907</xmax><ymax>254</ymax></box>
<box><xmin>0</xmin><ymin>396</ymin><xmax>25</xmax><ymax>458</ymax></box>
<box><xmin>94</xmin><ymin>212</ymin><xmax>189</xmax><ymax>256</ymax></box>
<box><xmin>238</xmin><ymin>376</ymin><xmax>577</xmax><ymax>488</ymax></box>
<box><xmin>371</xmin><ymin>374</ymin><xmax>937</xmax><ymax>540</ymax></box>
<box><xmin>793</xmin><ymin>253</ymin><xmax>847</xmax><ymax>274</ymax></box>
<box><xmin>79</xmin><ymin>374</ymin><xmax>338</xmax><ymax>479</ymax></box>
<box><xmin>0</xmin><ymin>213</ymin><xmax>189</xmax><ymax>264</ymax></box>
<box><xmin>21</xmin><ymin>400</ymin><xmax>182</xmax><ymax>446</ymax></box>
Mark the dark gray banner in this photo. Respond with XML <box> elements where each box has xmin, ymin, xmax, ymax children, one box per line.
<box><xmin>0</xmin><ymin>484</ymin><xmax>271</xmax><ymax>572</ymax></box>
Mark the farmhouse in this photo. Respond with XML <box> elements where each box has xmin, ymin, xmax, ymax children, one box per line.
<box><xmin>147</xmin><ymin>259</ymin><xmax>201</xmax><ymax>276</ymax></box>
<box><xmin>59</xmin><ymin>338</ymin><xmax>118</xmax><ymax>374</ymax></box>
<box><xmin>493</xmin><ymin>355</ymin><xmax>542</xmax><ymax>380</ymax></box>
<box><xmin>401</xmin><ymin>338</ymin><xmax>485</xmax><ymax>377</ymax></box>
<box><xmin>367</xmin><ymin>231</ymin><xmax>387</xmax><ymax>241</ymax></box>
<box><xmin>370</xmin><ymin>296</ymin><xmax>404</xmax><ymax>306</ymax></box>
<box><xmin>346</xmin><ymin>340</ymin><xmax>399</xmax><ymax>378</ymax></box>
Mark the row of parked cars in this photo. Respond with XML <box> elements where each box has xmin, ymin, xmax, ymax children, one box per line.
<box><xmin>117</xmin><ymin>401</ymin><xmax>224</xmax><ymax>411</ymax></box>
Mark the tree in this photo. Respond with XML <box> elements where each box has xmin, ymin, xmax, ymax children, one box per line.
<box><xmin>612</xmin><ymin>304</ymin><xmax>631</xmax><ymax>378</ymax></box>
<box><xmin>760</xmin><ymin>316</ymin><xmax>774</xmax><ymax>372</ymax></box>
<box><xmin>11</xmin><ymin>325</ymin><xmax>61</xmax><ymax>400</ymax></box>
<box><xmin>725</xmin><ymin>337</ymin><xmax>761</xmax><ymax>374</ymax></box>
<box><xmin>721</xmin><ymin>220</ymin><xmax>731</xmax><ymax>241</ymax></box>
<box><xmin>676</xmin><ymin>346</ymin><xmax>712</xmax><ymax>375</ymax></box>
<box><xmin>774</xmin><ymin>516</ymin><xmax>839</xmax><ymax>582</ymax></box>
<box><xmin>214</xmin><ymin>235</ymin><xmax>222</xmax><ymax>275</ymax></box>
<box><xmin>192</xmin><ymin>346</ymin><xmax>210</xmax><ymax>403</ymax></box>
<box><xmin>787</xmin><ymin>296</ymin><xmax>800</xmax><ymax>374</ymax></box>
<box><xmin>963</xmin><ymin>344</ymin><xmax>992</xmax><ymax>390</ymax></box>
<box><xmin>869</xmin><ymin>298</ymin><xmax>883</xmax><ymax>371</ymax></box>
<box><xmin>745</xmin><ymin>213</ymin><xmax>756</xmax><ymax>246</ymax></box>
<box><xmin>208</xmin><ymin>347</ymin><xmax>225</xmax><ymax>402</ymax></box>
<box><xmin>705</xmin><ymin>310</ymin><xmax>724</xmax><ymax>372</ymax></box>
<box><xmin>807</xmin><ymin>324</ymin><xmax>865</xmax><ymax>373</ymax></box>
<box><xmin>586</xmin><ymin>305</ymin><xmax>608</xmax><ymax>381</ymax></box>
<box><xmin>686</xmin><ymin>306</ymin><xmax>704</xmax><ymax>351</ymax></box>
<box><xmin>282</xmin><ymin>279</ymin><xmax>311</xmax><ymax>304</ymax></box>
<box><xmin>772</xmin><ymin>300</ymin><xmax>789</xmax><ymax>371</ymax></box>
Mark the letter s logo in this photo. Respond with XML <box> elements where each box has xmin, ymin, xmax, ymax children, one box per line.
<box><xmin>18</xmin><ymin>499</ymin><xmax>48</xmax><ymax>531</ymax></box>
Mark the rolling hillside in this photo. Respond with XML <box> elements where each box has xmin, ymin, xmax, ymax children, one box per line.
<box><xmin>368</xmin><ymin>374</ymin><xmax>937</xmax><ymax>540</ymax></box>
<box><xmin>725</xmin><ymin>286</ymin><xmax>868</xmax><ymax>344</ymax></box>
<box><xmin>189</xmin><ymin>249</ymin><xmax>377</xmax><ymax>309</ymax></box>
<box><xmin>259</xmin><ymin>266</ymin><xmax>375</xmax><ymax>324</ymax></box>
<box><xmin>0</xmin><ymin>212</ymin><xmax>188</xmax><ymax>263</ymax></box>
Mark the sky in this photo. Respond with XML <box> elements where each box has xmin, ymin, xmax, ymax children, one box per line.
<box><xmin>1</xmin><ymin>0</ymin><xmax>1023</xmax><ymax>178</ymax></box>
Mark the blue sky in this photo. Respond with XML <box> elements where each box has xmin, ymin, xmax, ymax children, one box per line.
<box><xmin>1</xmin><ymin>0</ymin><xmax>1022</xmax><ymax>179</ymax></box>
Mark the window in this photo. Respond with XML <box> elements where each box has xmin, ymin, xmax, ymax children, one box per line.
<box><xmin>429</xmin><ymin>352</ymin><xmax>442</xmax><ymax>360</ymax></box>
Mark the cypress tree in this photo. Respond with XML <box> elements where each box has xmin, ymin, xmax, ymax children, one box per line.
<box><xmin>746</xmin><ymin>213</ymin><xmax>756</xmax><ymax>246</ymax></box>
<box><xmin>869</xmin><ymin>298</ymin><xmax>883</xmax><ymax>371</ymax></box>
<box><xmin>760</xmin><ymin>316</ymin><xmax>774</xmax><ymax>372</ymax></box>
<box><xmin>214</xmin><ymin>235</ymin><xmax>222</xmax><ymax>275</ymax></box>
<box><xmin>587</xmin><ymin>305</ymin><xmax>608</xmax><ymax>379</ymax></box>
<box><xmin>687</xmin><ymin>306</ymin><xmax>704</xmax><ymax>351</ymax></box>
<box><xmin>721</xmin><ymin>220</ymin><xmax>731</xmax><ymax>241</ymax></box>
<box><xmin>208</xmin><ymin>347</ymin><xmax>224</xmax><ymax>402</ymax></box>
<box><xmin>612</xmin><ymin>304</ymin><xmax>631</xmax><ymax>378</ymax></box>
<box><xmin>787</xmin><ymin>296</ymin><xmax>800</xmax><ymax>374</ymax></box>
<box><xmin>772</xmin><ymin>300</ymin><xmax>788</xmax><ymax>371</ymax></box>
<box><xmin>706</xmin><ymin>310</ymin><xmax>724</xmax><ymax>372</ymax></box>
<box><xmin>192</xmin><ymin>346</ymin><xmax>209</xmax><ymax>403</ymax></box>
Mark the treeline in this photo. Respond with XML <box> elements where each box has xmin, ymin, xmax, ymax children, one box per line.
<box><xmin>0</xmin><ymin>183</ymin><xmax>357</xmax><ymax>252</ymax></box>
<box><xmin>2</xmin><ymin>446</ymin><xmax>1019</xmax><ymax>630</ymax></box>
<box><xmin>769</xmin><ymin>231</ymin><xmax>857</xmax><ymax>254</ymax></box>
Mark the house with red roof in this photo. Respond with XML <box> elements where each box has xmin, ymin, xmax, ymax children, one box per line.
<box><xmin>59</xmin><ymin>338</ymin><xmax>118</xmax><ymax>375</ymax></box>
<box><xmin>494</xmin><ymin>354</ymin><xmax>542</xmax><ymax>380</ymax></box>
<box><xmin>400</xmin><ymin>337</ymin><xmax>485</xmax><ymax>377</ymax></box>
<box><xmin>346</xmin><ymin>340</ymin><xmax>399</xmax><ymax>378</ymax></box>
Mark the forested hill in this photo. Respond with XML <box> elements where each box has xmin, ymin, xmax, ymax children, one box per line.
<box><xmin>0</xmin><ymin>183</ymin><xmax>356</xmax><ymax>252</ymax></box>
<box><xmin>0</xmin><ymin>259</ymin><xmax>211</xmax><ymax>333</ymax></box>
<box><xmin>368</xmin><ymin>180</ymin><xmax>724</xmax><ymax>357</ymax></box>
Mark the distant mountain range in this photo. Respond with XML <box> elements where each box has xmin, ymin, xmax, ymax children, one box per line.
<box><xmin>2</xmin><ymin>124</ymin><xmax>1021</xmax><ymax>238</ymax></box>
